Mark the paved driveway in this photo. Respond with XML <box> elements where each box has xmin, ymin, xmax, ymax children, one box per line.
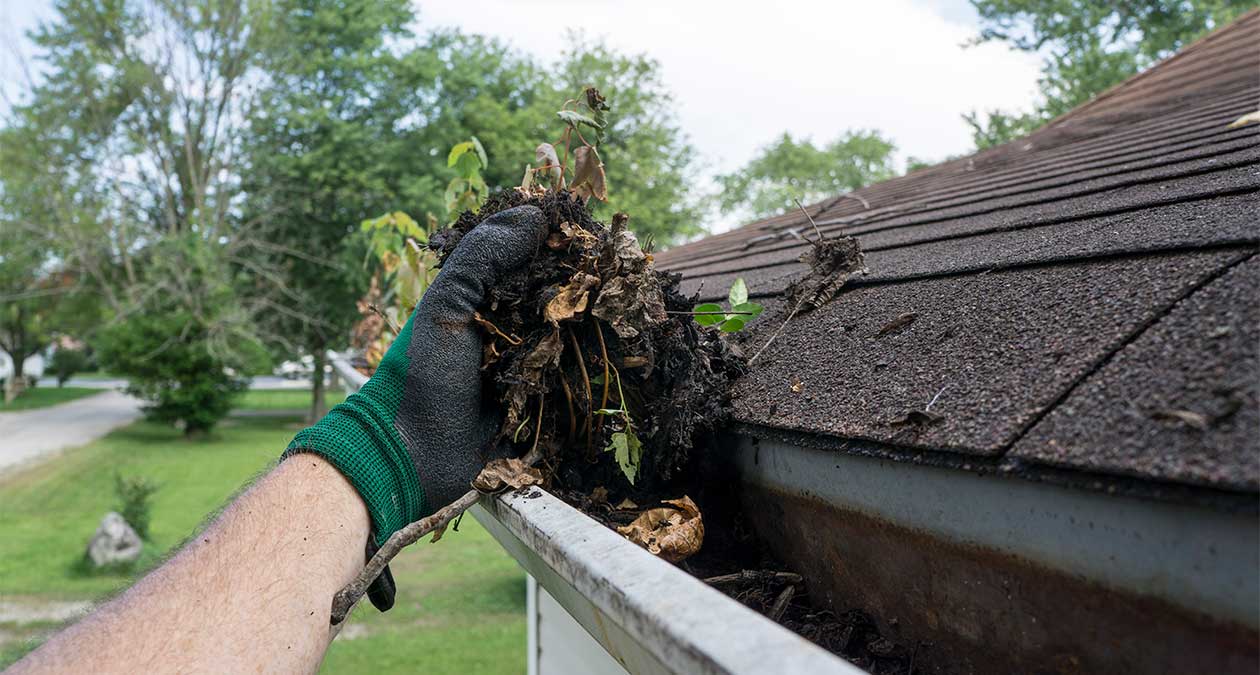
<box><xmin>0</xmin><ymin>390</ymin><xmax>142</xmax><ymax>477</ymax></box>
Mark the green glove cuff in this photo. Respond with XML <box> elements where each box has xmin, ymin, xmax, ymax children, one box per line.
<box><xmin>284</xmin><ymin>317</ymin><xmax>427</xmax><ymax>546</ymax></box>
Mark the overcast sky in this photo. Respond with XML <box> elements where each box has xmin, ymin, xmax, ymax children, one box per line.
<box><xmin>1</xmin><ymin>1</ymin><xmax>1042</xmax><ymax>228</ymax></box>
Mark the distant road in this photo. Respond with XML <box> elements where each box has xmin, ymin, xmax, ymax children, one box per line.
<box><xmin>0</xmin><ymin>390</ymin><xmax>143</xmax><ymax>477</ymax></box>
<box><xmin>37</xmin><ymin>375</ymin><xmax>324</xmax><ymax>390</ymax></box>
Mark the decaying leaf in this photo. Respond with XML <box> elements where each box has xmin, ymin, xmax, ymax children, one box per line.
<box><xmin>473</xmin><ymin>457</ymin><xmax>545</xmax><ymax>493</ymax></box>
<box><xmin>788</xmin><ymin>235</ymin><xmax>866</xmax><ymax>312</ymax></box>
<box><xmin>592</xmin><ymin>274</ymin><xmax>667</xmax><ymax>339</ymax></box>
<box><xmin>1152</xmin><ymin>408</ymin><xmax>1210</xmax><ymax>431</ymax></box>
<box><xmin>535</xmin><ymin>143</ymin><xmax>562</xmax><ymax>186</ymax></box>
<box><xmin>615</xmin><ymin>498</ymin><xmax>638</xmax><ymax>510</ymax></box>
<box><xmin>890</xmin><ymin>409</ymin><xmax>943</xmax><ymax>428</ymax></box>
<box><xmin>1226</xmin><ymin>110</ymin><xmax>1260</xmax><ymax>128</ymax></box>
<box><xmin>501</xmin><ymin>329</ymin><xmax>565</xmax><ymax>435</ymax></box>
<box><xmin>877</xmin><ymin>312</ymin><xmax>918</xmax><ymax>338</ymax></box>
<box><xmin>616</xmin><ymin>496</ymin><xmax>704</xmax><ymax>563</ymax></box>
<box><xmin>544</xmin><ymin>273</ymin><xmax>600</xmax><ymax>325</ymax></box>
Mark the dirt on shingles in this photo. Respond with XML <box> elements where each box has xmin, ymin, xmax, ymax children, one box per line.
<box><xmin>436</xmin><ymin>190</ymin><xmax>923</xmax><ymax>671</ymax></box>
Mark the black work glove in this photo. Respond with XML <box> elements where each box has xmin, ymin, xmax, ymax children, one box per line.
<box><xmin>285</xmin><ymin>205</ymin><xmax>547</xmax><ymax>611</ymax></box>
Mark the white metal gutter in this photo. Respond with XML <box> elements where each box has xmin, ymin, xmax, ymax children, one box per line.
<box><xmin>328</xmin><ymin>350</ymin><xmax>858</xmax><ymax>674</ymax></box>
<box><xmin>472</xmin><ymin>488</ymin><xmax>859</xmax><ymax>675</ymax></box>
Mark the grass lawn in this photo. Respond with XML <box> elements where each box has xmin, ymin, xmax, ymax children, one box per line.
<box><xmin>234</xmin><ymin>388</ymin><xmax>347</xmax><ymax>411</ymax></box>
<box><xmin>0</xmin><ymin>395</ymin><xmax>525</xmax><ymax>673</ymax></box>
<box><xmin>0</xmin><ymin>387</ymin><xmax>101</xmax><ymax>412</ymax></box>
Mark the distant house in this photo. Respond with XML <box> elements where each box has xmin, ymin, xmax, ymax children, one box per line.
<box><xmin>656</xmin><ymin>10</ymin><xmax>1257</xmax><ymax>673</ymax></box>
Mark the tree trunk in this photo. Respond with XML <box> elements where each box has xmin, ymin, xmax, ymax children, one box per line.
<box><xmin>309</xmin><ymin>349</ymin><xmax>327</xmax><ymax>424</ymax></box>
<box><xmin>5</xmin><ymin>353</ymin><xmax>26</xmax><ymax>404</ymax></box>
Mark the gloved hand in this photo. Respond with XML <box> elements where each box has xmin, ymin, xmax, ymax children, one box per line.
<box><xmin>284</xmin><ymin>205</ymin><xmax>547</xmax><ymax>611</ymax></box>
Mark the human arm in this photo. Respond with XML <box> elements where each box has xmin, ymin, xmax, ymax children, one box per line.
<box><xmin>10</xmin><ymin>456</ymin><xmax>368</xmax><ymax>674</ymax></box>
<box><xmin>7</xmin><ymin>205</ymin><xmax>547</xmax><ymax>673</ymax></box>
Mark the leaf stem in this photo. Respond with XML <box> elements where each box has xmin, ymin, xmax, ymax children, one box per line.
<box><xmin>666</xmin><ymin>310</ymin><xmax>758</xmax><ymax>316</ymax></box>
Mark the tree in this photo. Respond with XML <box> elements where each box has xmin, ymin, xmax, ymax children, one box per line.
<box><xmin>242</xmin><ymin>0</ymin><xmax>414</xmax><ymax>421</ymax></box>
<box><xmin>716</xmin><ymin>131</ymin><xmax>897</xmax><ymax>220</ymax></box>
<box><xmin>965</xmin><ymin>0</ymin><xmax>1258</xmax><ymax>148</ymax></box>
<box><xmin>12</xmin><ymin>0</ymin><xmax>277</xmax><ymax>431</ymax></box>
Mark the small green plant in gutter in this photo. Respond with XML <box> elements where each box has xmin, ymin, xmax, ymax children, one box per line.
<box><xmin>692</xmin><ymin>278</ymin><xmax>764</xmax><ymax>332</ymax></box>
<box><xmin>593</xmin><ymin>367</ymin><xmax>642</xmax><ymax>484</ymax></box>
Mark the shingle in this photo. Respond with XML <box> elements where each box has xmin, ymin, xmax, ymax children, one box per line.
<box><xmin>731</xmin><ymin>250</ymin><xmax>1248</xmax><ymax>455</ymax></box>
<box><xmin>655</xmin><ymin>11</ymin><xmax>1260</xmax><ymax>493</ymax></box>
<box><xmin>668</xmin><ymin>144</ymin><xmax>1260</xmax><ymax>285</ymax></box>
<box><xmin>678</xmin><ymin>190</ymin><xmax>1260</xmax><ymax>300</ymax></box>
<box><xmin>1010</xmin><ymin>256</ymin><xmax>1260</xmax><ymax>491</ymax></box>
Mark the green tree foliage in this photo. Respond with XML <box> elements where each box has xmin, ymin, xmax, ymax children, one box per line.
<box><xmin>966</xmin><ymin>0</ymin><xmax>1258</xmax><ymax>148</ymax></box>
<box><xmin>716</xmin><ymin>131</ymin><xmax>896</xmax><ymax>219</ymax></box>
<box><xmin>6</xmin><ymin>1</ymin><xmax>708</xmax><ymax>426</ymax></box>
<box><xmin>96</xmin><ymin>236</ymin><xmax>265</xmax><ymax>436</ymax></box>
<box><xmin>49</xmin><ymin>349</ymin><xmax>90</xmax><ymax>387</ymax></box>
<box><xmin>242</xmin><ymin>0</ymin><xmax>414</xmax><ymax>420</ymax></box>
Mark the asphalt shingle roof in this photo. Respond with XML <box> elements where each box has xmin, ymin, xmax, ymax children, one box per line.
<box><xmin>656</xmin><ymin>10</ymin><xmax>1260</xmax><ymax>497</ymax></box>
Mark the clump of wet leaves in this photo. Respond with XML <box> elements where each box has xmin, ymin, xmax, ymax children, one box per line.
<box><xmin>433</xmin><ymin>188</ymin><xmax>746</xmax><ymax>514</ymax></box>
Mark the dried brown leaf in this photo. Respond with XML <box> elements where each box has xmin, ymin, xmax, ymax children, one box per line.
<box><xmin>535</xmin><ymin>143</ymin><xmax>562</xmax><ymax>186</ymax></box>
<box><xmin>591</xmin><ymin>273</ymin><xmax>667</xmax><ymax>339</ymax></box>
<box><xmin>877</xmin><ymin>312</ymin><xmax>918</xmax><ymax>338</ymax></box>
<box><xmin>890</xmin><ymin>410</ymin><xmax>943</xmax><ymax>428</ymax></box>
<box><xmin>572</xmin><ymin>145</ymin><xmax>598</xmax><ymax>187</ymax></box>
<box><xmin>616</xmin><ymin>496</ymin><xmax>704</xmax><ymax>563</ymax></box>
<box><xmin>1152</xmin><ymin>408</ymin><xmax>1210</xmax><ymax>431</ymax></box>
<box><xmin>545</xmin><ymin>273</ymin><xmax>600</xmax><ymax>325</ymax></box>
<box><xmin>473</xmin><ymin>457</ymin><xmax>545</xmax><ymax>493</ymax></box>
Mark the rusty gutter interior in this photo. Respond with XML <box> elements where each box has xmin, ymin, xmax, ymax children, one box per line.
<box><xmin>732</xmin><ymin>432</ymin><xmax>1259</xmax><ymax>673</ymax></box>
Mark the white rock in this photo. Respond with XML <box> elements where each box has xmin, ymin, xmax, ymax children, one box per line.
<box><xmin>86</xmin><ymin>512</ymin><xmax>142</xmax><ymax>567</ymax></box>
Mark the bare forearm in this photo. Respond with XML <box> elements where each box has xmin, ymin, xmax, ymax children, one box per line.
<box><xmin>12</xmin><ymin>456</ymin><xmax>369</xmax><ymax>674</ymax></box>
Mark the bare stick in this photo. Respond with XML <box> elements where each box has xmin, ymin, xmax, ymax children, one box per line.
<box><xmin>925</xmin><ymin>384</ymin><xmax>949</xmax><ymax>413</ymax></box>
<box><xmin>768</xmin><ymin>584</ymin><xmax>797</xmax><ymax>622</ymax></box>
<box><xmin>367</xmin><ymin>304</ymin><xmax>401</xmax><ymax>335</ymax></box>
<box><xmin>567</xmin><ymin>327</ymin><xmax>593</xmax><ymax>456</ymax></box>
<box><xmin>665</xmin><ymin>310</ymin><xmax>759</xmax><ymax>316</ymax></box>
<box><xmin>793</xmin><ymin>197</ymin><xmax>824</xmax><ymax>242</ymax></box>
<box><xmin>704</xmin><ymin>570</ymin><xmax>803</xmax><ymax>586</ymax></box>
<box><xmin>331</xmin><ymin>447</ymin><xmax>545</xmax><ymax>625</ymax></box>
<box><xmin>330</xmin><ymin>489</ymin><xmax>481</xmax><ymax>624</ymax></box>
<box><xmin>593</xmin><ymin>322</ymin><xmax>611</xmax><ymax>436</ymax></box>
<box><xmin>749</xmin><ymin>294</ymin><xmax>808</xmax><ymax>366</ymax></box>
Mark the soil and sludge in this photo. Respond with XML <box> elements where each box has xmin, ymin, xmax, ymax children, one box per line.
<box><xmin>430</xmin><ymin>187</ymin><xmax>926</xmax><ymax>673</ymax></box>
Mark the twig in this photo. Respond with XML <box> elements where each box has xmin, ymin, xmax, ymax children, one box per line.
<box><xmin>593</xmin><ymin>322</ymin><xmax>611</xmax><ymax>436</ymax></box>
<box><xmin>567</xmin><ymin>327</ymin><xmax>593</xmax><ymax>456</ymax></box>
<box><xmin>749</xmin><ymin>295</ymin><xmax>808</xmax><ymax>366</ymax></box>
<box><xmin>330</xmin><ymin>489</ymin><xmax>481</xmax><ymax>625</ymax></box>
<box><xmin>704</xmin><ymin>570</ymin><xmax>803</xmax><ymax>586</ymax></box>
<box><xmin>925</xmin><ymin>384</ymin><xmax>949</xmax><ymax>413</ymax></box>
<box><xmin>531</xmin><ymin>395</ymin><xmax>545</xmax><ymax>457</ymax></box>
<box><xmin>559</xmin><ymin>371</ymin><xmax>577</xmax><ymax>445</ymax></box>
<box><xmin>330</xmin><ymin>448</ymin><xmax>545</xmax><ymax>625</ymax></box>
<box><xmin>768</xmin><ymin>585</ymin><xmax>796</xmax><ymax>622</ymax></box>
<box><xmin>793</xmin><ymin>197</ymin><xmax>824</xmax><ymax>242</ymax></box>
<box><xmin>367</xmin><ymin>304</ymin><xmax>401</xmax><ymax>335</ymax></box>
<box><xmin>665</xmin><ymin>310</ymin><xmax>759</xmax><ymax>316</ymax></box>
